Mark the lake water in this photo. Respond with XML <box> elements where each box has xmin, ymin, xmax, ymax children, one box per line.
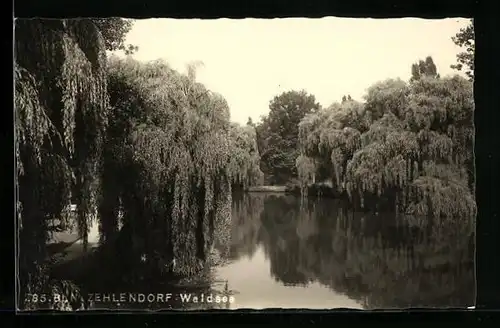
<box><xmin>53</xmin><ymin>192</ymin><xmax>475</xmax><ymax>310</ymax></box>
<box><xmin>212</xmin><ymin>193</ymin><xmax>475</xmax><ymax>309</ymax></box>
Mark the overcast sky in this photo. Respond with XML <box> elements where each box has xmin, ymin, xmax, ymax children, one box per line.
<box><xmin>116</xmin><ymin>17</ymin><xmax>471</xmax><ymax>125</ymax></box>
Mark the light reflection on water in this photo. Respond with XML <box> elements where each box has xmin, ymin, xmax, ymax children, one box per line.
<box><xmin>213</xmin><ymin>246</ymin><xmax>363</xmax><ymax>309</ymax></box>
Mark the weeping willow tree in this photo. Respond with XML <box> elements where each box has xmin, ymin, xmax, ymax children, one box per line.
<box><xmin>296</xmin><ymin>99</ymin><xmax>369</xmax><ymax>195</ymax></box>
<box><xmin>297</xmin><ymin>67</ymin><xmax>475</xmax><ymax>227</ymax></box>
<box><xmin>15</xmin><ymin>19</ymin><xmax>109</xmax><ymax>310</ymax></box>
<box><xmin>101</xmin><ymin>56</ymin><xmax>247</xmax><ymax>277</ymax></box>
<box><xmin>228</xmin><ymin>123</ymin><xmax>264</xmax><ymax>190</ymax></box>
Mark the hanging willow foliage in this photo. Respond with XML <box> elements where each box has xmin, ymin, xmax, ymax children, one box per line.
<box><xmin>297</xmin><ymin>100</ymin><xmax>366</xmax><ymax>192</ymax></box>
<box><xmin>15</xmin><ymin>18</ymin><xmax>109</xmax><ymax>309</ymax></box>
<box><xmin>228</xmin><ymin>123</ymin><xmax>264</xmax><ymax>189</ymax></box>
<box><xmin>103</xmin><ymin>56</ymin><xmax>249</xmax><ymax>276</ymax></box>
<box><xmin>296</xmin><ymin>154</ymin><xmax>317</xmax><ymax>193</ymax></box>
<box><xmin>297</xmin><ymin>75</ymin><xmax>475</xmax><ymax>223</ymax></box>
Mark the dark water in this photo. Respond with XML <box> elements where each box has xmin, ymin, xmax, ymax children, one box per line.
<box><xmin>49</xmin><ymin>192</ymin><xmax>475</xmax><ymax>310</ymax></box>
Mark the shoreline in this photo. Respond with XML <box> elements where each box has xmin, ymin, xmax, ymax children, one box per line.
<box><xmin>244</xmin><ymin>183</ymin><xmax>335</xmax><ymax>194</ymax></box>
<box><xmin>245</xmin><ymin>185</ymin><xmax>290</xmax><ymax>193</ymax></box>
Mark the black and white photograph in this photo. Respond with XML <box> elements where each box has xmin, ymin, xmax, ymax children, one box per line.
<box><xmin>15</xmin><ymin>17</ymin><xmax>475</xmax><ymax>311</ymax></box>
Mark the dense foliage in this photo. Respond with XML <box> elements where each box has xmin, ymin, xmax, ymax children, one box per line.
<box><xmin>101</xmin><ymin>56</ymin><xmax>260</xmax><ymax>277</ymax></box>
<box><xmin>451</xmin><ymin>20</ymin><xmax>474</xmax><ymax>81</ymax></box>
<box><xmin>256</xmin><ymin>90</ymin><xmax>320</xmax><ymax>185</ymax></box>
<box><xmin>297</xmin><ymin>61</ymin><xmax>475</xmax><ymax>224</ymax></box>
<box><xmin>15</xmin><ymin>18</ymin><xmax>260</xmax><ymax>310</ymax></box>
<box><xmin>228</xmin><ymin>123</ymin><xmax>264</xmax><ymax>189</ymax></box>
<box><xmin>15</xmin><ymin>18</ymin><xmax>109</xmax><ymax>310</ymax></box>
<box><xmin>92</xmin><ymin>18</ymin><xmax>138</xmax><ymax>55</ymax></box>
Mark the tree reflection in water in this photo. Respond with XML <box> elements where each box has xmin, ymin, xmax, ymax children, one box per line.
<box><xmin>224</xmin><ymin>192</ymin><xmax>475</xmax><ymax>309</ymax></box>
<box><xmin>56</xmin><ymin>192</ymin><xmax>474</xmax><ymax>310</ymax></box>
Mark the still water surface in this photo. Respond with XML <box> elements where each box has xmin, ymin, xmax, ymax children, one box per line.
<box><xmin>63</xmin><ymin>192</ymin><xmax>475</xmax><ymax>310</ymax></box>
<box><xmin>211</xmin><ymin>193</ymin><xmax>475</xmax><ymax>309</ymax></box>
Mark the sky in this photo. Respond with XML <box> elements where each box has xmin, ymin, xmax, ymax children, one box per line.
<box><xmin>117</xmin><ymin>17</ymin><xmax>471</xmax><ymax>125</ymax></box>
